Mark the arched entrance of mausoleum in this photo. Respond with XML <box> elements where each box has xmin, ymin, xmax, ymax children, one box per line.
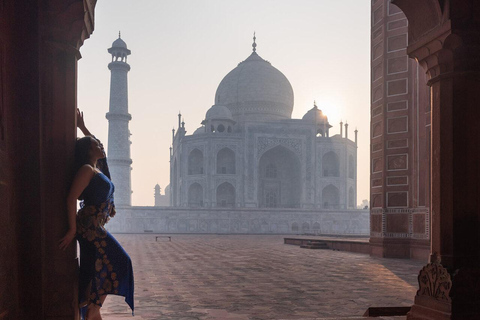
<box><xmin>257</xmin><ymin>145</ymin><xmax>301</xmax><ymax>208</ymax></box>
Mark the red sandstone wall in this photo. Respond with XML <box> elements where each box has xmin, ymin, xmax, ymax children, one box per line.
<box><xmin>370</xmin><ymin>0</ymin><xmax>431</xmax><ymax>259</ymax></box>
<box><xmin>0</xmin><ymin>2</ymin><xmax>20</xmax><ymax>317</ymax></box>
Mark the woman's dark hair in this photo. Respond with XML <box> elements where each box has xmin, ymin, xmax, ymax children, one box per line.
<box><xmin>74</xmin><ymin>136</ymin><xmax>93</xmax><ymax>175</ymax></box>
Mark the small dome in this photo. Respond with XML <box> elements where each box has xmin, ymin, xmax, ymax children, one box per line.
<box><xmin>205</xmin><ymin>105</ymin><xmax>233</xmax><ymax>121</ymax></box>
<box><xmin>302</xmin><ymin>104</ymin><xmax>328</xmax><ymax>123</ymax></box>
<box><xmin>193</xmin><ymin>126</ymin><xmax>206</xmax><ymax>135</ymax></box>
<box><xmin>112</xmin><ymin>37</ymin><xmax>127</xmax><ymax>49</ymax></box>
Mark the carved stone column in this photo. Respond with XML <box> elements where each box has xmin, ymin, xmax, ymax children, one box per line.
<box><xmin>392</xmin><ymin>0</ymin><xmax>480</xmax><ymax>319</ymax></box>
<box><xmin>0</xmin><ymin>1</ymin><xmax>96</xmax><ymax>319</ymax></box>
<box><xmin>37</xmin><ymin>2</ymin><xmax>97</xmax><ymax>318</ymax></box>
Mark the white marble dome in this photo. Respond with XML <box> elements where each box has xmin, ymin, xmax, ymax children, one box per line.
<box><xmin>205</xmin><ymin>105</ymin><xmax>233</xmax><ymax>121</ymax></box>
<box><xmin>303</xmin><ymin>105</ymin><xmax>328</xmax><ymax>123</ymax></box>
<box><xmin>112</xmin><ymin>37</ymin><xmax>127</xmax><ymax>49</ymax></box>
<box><xmin>214</xmin><ymin>51</ymin><xmax>294</xmax><ymax>122</ymax></box>
<box><xmin>193</xmin><ymin>126</ymin><xmax>206</xmax><ymax>135</ymax></box>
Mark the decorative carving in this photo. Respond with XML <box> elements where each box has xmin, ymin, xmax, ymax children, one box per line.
<box><xmin>387</xmin><ymin>116</ymin><xmax>408</xmax><ymax>133</ymax></box>
<box><xmin>187</xmin><ymin>144</ymin><xmax>205</xmax><ymax>154</ymax></box>
<box><xmin>372</xmin><ymin>179</ymin><xmax>382</xmax><ymax>187</ymax></box>
<box><xmin>373</xmin><ymin>64</ymin><xmax>383</xmax><ymax>81</ymax></box>
<box><xmin>371</xmin><ymin>193</ymin><xmax>382</xmax><ymax>208</ymax></box>
<box><xmin>256</xmin><ymin>137</ymin><xmax>302</xmax><ymax>158</ymax></box>
<box><xmin>387</xmin><ymin>139</ymin><xmax>408</xmax><ymax>149</ymax></box>
<box><xmin>387</xmin><ymin>56</ymin><xmax>408</xmax><ymax>74</ymax></box>
<box><xmin>372</xmin><ymin>143</ymin><xmax>382</xmax><ymax>152</ymax></box>
<box><xmin>187</xmin><ymin>179</ymin><xmax>205</xmax><ymax>188</ymax></box>
<box><xmin>372</xmin><ymin>85</ymin><xmax>383</xmax><ymax>102</ymax></box>
<box><xmin>387</xmin><ymin>191</ymin><xmax>408</xmax><ymax>207</ymax></box>
<box><xmin>387</xmin><ymin>154</ymin><xmax>407</xmax><ymax>170</ymax></box>
<box><xmin>215</xmin><ymin>178</ymin><xmax>236</xmax><ymax>188</ymax></box>
<box><xmin>372</xmin><ymin>106</ymin><xmax>383</xmax><ymax>117</ymax></box>
<box><xmin>387</xmin><ymin>176</ymin><xmax>408</xmax><ymax>185</ymax></box>
<box><xmin>387</xmin><ymin>34</ymin><xmax>407</xmax><ymax>52</ymax></box>
<box><xmin>416</xmin><ymin>262</ymin><xmax>452</xmax><ymax>302</ymax></box>
<box><xmin>372</xmin><ymin>26</ymin><xmax>383</xmax><ymax>40</ymax></box>
<box><xmin>372</xmin><ymin>122</ymin><xmax>382</xmax><ymax>137</ymax></box>
<box><xmin>215</xmin><ymin>144</ymin><xmax>237</xmax><ymax>152</ymax></box>
<box><xmin>372</xmin><ymin>158</ymin><xmax>382</xmax><ymax>173</ymax></box>
<box><xmin>387</xmin><ymin>78</ymin><xmax>408</xmax><ymax>96</ymax></box>
<box><xmin>387</xmin><ymin>100</ymin><xmax>408</xmax><ymax>112</ymax></box>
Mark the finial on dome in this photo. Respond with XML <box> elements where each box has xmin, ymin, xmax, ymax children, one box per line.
<box><xmin>252</xmin><ymin>32</ymin><xmax>257</xmax><ymax>52</ymax></box>
<box><xmin>119</xmin><ymin>31</ymin><xmax>121</xmax><ymax>38</ymax></box>
<box><xmin>314</xmin><ymin>100</ymin><xmax>317</xmax><ymax>108</ymax></box>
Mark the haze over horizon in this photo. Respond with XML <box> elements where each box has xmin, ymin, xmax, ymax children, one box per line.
<box><xmin>78</xmin><ymin>0</ymin><xmax>371</xmax><ymax>206</ymax></box>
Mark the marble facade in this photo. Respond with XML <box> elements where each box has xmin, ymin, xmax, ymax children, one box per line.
<box><xmin>107</xmin><ymin>207</ymin><xmax>369</xmax><ymax>235</ymax></box>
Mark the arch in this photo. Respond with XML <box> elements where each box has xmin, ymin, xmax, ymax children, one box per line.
<box><xmin>348</xmin><ymin>187</ymin><xmax>355</xmax><ymax>208</ymax></box>
<box><xmin>312</xmin><ymin>222</ymin><xmax>320</xmax><ymax>232</ymax></box>
<box><xmin>188</xmin><ymin>149</ymin><xmax>204</xmax><ymax>175</ymax></box>
<box><xmin>216</xmin><ymin>182</ymin><xmax>235</xmax><ymax>207</ymax></box>
<box><xmin>323</xmin><ymin>151</ymin><xmax>340</xmax><ymax>177</ymax></box>
<box><xmin>322</xmin><ymin>184</ymin><xmax>340</xmax><ymax>209</ymax></box>
<box><xmin>188</xmin><ymin>183</ymin><xmax>203</xmax><ymax>207</ymax></box>
<box><xmin>391</xmin><ymin>0</ymin><xmax>442</xmax><ymax>42</ymax></box>
<box><xmin>348</xmin><ymin>154</ymin><xmax>354</xmax><ymax>179</ymax></box>
<box><xmin>227</xmin><ymin>126</ymin><xmax>232</xmax><ymax>133</ymax></box>
<box><xmin>266</xmin><ymin>163</ymin><xmax>277</xmax><ymax>178</ymax></box>
<box><xmin>265</xmin><ymin>191</ymin><xmax>277</xmax><ymax>208</ymax></box>
<box><xmin>302</xmin><ymin>222</ymin><xmax>310</xmax><ymax>232</ymax></box>
<box><xmin>217</xmin><ymin>124</ymin><xmax>225</xmax><ymax>132</ymax></box>
<box><xmin>258</xmin><ymin>145</ymin><xmax>301</xmax><ymax>208</ymax></box>
<box><xmin>291</xmin><ymin>222</ymin><xmax>299</xmax><ymax>232</ymax></box>
<box><xmin>216</xmin><ymin>148</ymin><xmax>235</xmax><ymax>174</ymax></box>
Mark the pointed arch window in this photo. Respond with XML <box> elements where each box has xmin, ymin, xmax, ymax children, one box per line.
<box><xmin>266</xmin><ymin>163</ymin><xmax>277</xmax><ymax>179</ymax></box>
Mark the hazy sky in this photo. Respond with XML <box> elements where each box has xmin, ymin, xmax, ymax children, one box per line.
<box><xmin>78</xmin><ymin>0</ymin><xmax>371</xmax><ymax>206</ymax></box>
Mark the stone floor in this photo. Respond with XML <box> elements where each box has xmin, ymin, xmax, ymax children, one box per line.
<box><xmin>101</xmin><ymin>234</ymin><xmax>424</xmax><ymax>320</ymax></box>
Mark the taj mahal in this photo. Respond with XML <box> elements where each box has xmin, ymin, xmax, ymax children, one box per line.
<box><xmin>105</xmin><ymin>34</ymin><xmax>369</xmax><ymax>235</ymax></box>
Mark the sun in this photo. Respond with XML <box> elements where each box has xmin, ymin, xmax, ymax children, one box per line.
<box><xmin>302</xmin><ymin>96</ymin><xmax>344</xmax><ymax>127</ymax></box>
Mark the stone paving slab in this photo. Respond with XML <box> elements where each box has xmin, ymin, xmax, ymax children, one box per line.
<box><xmin>101</xmin><ymin>235</ymin><xmax>423</xmax><ymax>320</ymax></box>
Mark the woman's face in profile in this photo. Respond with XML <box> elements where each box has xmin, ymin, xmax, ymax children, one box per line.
<box><xmin>90</xmin><ymin>138</ymin><xmax>106</xmax><ymax>160</ymax></box>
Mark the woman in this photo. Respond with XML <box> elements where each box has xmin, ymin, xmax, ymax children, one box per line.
<box><xmin>59</xmin><ymin>109</ymin><xmax>134</xmax><ymax>320</ymax></box>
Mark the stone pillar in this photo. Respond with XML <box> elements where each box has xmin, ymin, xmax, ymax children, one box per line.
<box><xmin>370</xmin><ymin>0</ymin><xmax>431</xmax><ymax>260</ymax></box>
<box><xmin>392</xmin><ymin>0</ymin><xmax>480</xmax><ymax>318</ymax></box>
<box><xmin>0</xmin><ymin>1</ymin><xmax>96</xmax><ymax>319</ymax></box>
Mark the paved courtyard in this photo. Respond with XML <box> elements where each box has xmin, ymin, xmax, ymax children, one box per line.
<box><xmin>101</xmin><ymin>234</ymin><xmax>424</xmax><ymax>320</ymax></box>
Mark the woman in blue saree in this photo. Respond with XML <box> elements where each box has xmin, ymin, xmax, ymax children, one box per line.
<box><xmin>59</xmin><ymin>109</ymin><xmax>134</xmax><ymax>320</ymax></box>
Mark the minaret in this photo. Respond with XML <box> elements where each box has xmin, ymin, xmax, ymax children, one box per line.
<box><xmin>154</xmin><ymin>184</ymin><xmax>161</xmax><ymax>206</ymax></box>
<box><xmin>106</xmin><ymin>33</ymin><xmax>132</xmax><ymax>206</ymax></box>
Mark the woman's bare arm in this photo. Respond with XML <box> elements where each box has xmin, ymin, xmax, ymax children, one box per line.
<box><xmin>77</xmin><ymin>108</ymin><xmax>92</xmax><ymax>137</ymax></box>
<box><xmin>59</xmin><ymin>165</ymin><xmax>95</xmax><ymax>250</ymax></box>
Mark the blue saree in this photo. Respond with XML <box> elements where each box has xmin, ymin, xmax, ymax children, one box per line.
<box><xmin>76</xmin><ymin>158</ymin><xmax>134</xmax><ymax>318</ymax></box>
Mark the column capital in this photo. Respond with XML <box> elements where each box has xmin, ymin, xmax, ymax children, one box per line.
<box><xmin>393</xmin><ymin>0</ymin><xmax>480</xmax><ymax>83</ymax></box>
<box><xmin>41</xmin><ymin>0</ymin><xmax>97</xmax><ymax>51</ymax></box>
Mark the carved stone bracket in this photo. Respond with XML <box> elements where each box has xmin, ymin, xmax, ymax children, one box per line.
<box><xmin>416</xmin><ymin>262</ymin><xmax>452</xmax><ymax>303</ymax></box>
